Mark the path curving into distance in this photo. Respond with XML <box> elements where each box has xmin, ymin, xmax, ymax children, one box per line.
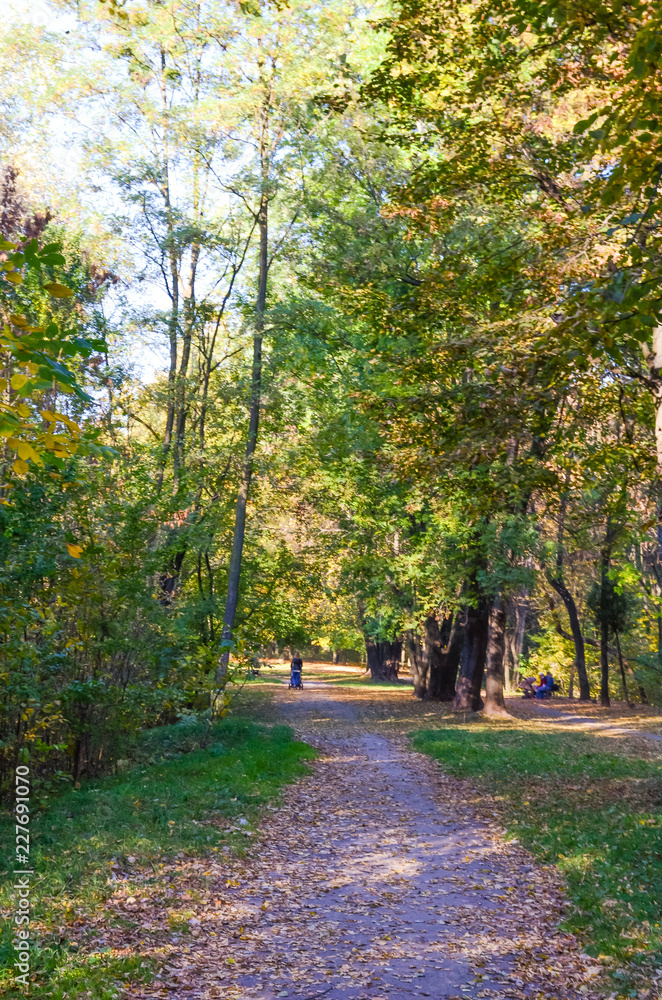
<box><xmin>129</xmin><ymin>682</ymin><xmax>603</xmax><ymax>1000</ymax></box>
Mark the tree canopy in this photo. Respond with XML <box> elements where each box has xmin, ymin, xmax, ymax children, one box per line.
<box><xmin>2</xmin><ymin>0</ymin><xmax>662</xmax><ymax>797</ymax></box>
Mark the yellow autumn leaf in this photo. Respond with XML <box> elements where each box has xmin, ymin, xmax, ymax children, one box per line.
<box><xmin>4</xmin><ymin>271</ymin><xmax>22</xmax><ymax>285</ymax></box>
<box><xmin>27</xmin><ymin>362</ymin><xmax>39</xmax><ymax>375</ymax></box>
<box><xmin>40</xmin><ymin>409</ymin><xmax>79</xmax><ymax>433</ymax></box>
<box><xmin>16</xmin><ymin>404</ymin><xmax>30</xmax><ymax>418</ymax></box>
<box><xmin>12</xmin><ymin>458</ymin><xmax>29</xmax><ymax>476</ymax></box>
<box><xmin>66</xmin><ymin>543</ymin><xmax>83</xmax><ymax>559</ymax></box>
<box><xmin>10</xmin><ymin>373</ymin><xmax>28</xmax><ymax>390</ymax></box>
<box><xmin>43</xmin><ymin>282</ymin><xmax>74</xmax><ymax>298</ymax></box>
<box><xmin>9</xmin><ymin>314</ymin><xmax>28</xmax><ymax>327</ymax></box>
<box><xmin>16</xmin><ymin>442</ymin><xmax>42</xmax><ymax>464</ymax></box>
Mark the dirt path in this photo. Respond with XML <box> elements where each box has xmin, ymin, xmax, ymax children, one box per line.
<box><xmin>127</xmin><ymin>683</ymin><xmax>603</xmax><ymax>1000</ymax></box>
<box><xmin>524</xmin><ymin>700</ymin><xmax>662</xmax><ymax>744</ymax></box>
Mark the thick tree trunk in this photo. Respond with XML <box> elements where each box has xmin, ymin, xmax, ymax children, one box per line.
<box><xmin>366</xmin><ymin>638</ymin><xmax>401</xmax><ymax>681</ymax></box>
<box><xmin>217</xmin><ymin>191</ymin><xmax>268</xmax><ymax>681</ymax></box>
<box><xmin>424</xmin><ymin>615</ymin><xmax>442</xmax><ymax>694</ymax></box>
<box><xmin>406</xmin><ymin>629</ymin><xmax>428</xmax><ymax>698</ymax></box>
<box><xmin>483</xmin><ymin>599</ymin><xmax>510</xmax><ymax>718</ymax></box>
<box><xmin>453</xmin><ymin>599</ymin><xmax>489</xmax><ymax>712</ymax></box>
<box><xmin>430</xmin><ymin>611</ymin><xmax>465</xmax><ymax>701</ymax></box>
<box><xmin>409</xmin><ymin>612</ymin><xmax>463</xmax><ymax>701</ymax></box>
<box><xmin>410</xmin><ymin>614</ymin><xmax>444</xmax><ymax>699</ymax></box>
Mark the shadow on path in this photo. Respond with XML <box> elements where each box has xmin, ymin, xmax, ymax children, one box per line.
<box><xmin>132</xmin><ymin>683</ymin><xmax>603</xmax><ymax>1000</ymax></box>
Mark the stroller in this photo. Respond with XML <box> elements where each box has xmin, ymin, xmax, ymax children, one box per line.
<box><xmin>288</xmin><ymin>657</ymin><xmax>304</xmax><ymax>690</ymax></box>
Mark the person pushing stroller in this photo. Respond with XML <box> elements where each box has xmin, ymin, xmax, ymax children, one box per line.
<box><xmin>288</xmin><ymin>655</ymin><xmax>303</xmax><ymax>689</ymax></box>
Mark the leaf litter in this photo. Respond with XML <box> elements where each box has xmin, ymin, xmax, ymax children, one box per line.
<box><xmin>74</xmin><ymin>682</ymin><xmax>606</xmax><ymax>1000</ymax></box>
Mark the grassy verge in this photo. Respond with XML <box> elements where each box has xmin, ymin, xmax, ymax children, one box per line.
<box><xmin>1</xmin><ymin>717</ymin><xmax>314</xmax><ymax>999</ymax></box>
<box><xmin>414</xmin><ymin>723</ymin><xmax>662</xmax><ymax>991</ymax></box>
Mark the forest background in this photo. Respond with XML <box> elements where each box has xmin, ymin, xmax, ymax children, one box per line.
<box><xmin>2</xmin><ymin>0</ymin><xmax>662</xmax><ymax>799</ymax></box>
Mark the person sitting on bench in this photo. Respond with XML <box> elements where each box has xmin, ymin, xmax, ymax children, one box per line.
<box><xmin>535</xmin><ymin>672</ymin><xmax>559</xmax><ymax>698</ymax></box>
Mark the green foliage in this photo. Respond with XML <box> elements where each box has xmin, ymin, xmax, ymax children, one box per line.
<box><xmin>0</xmin><ymin>233</ymin><xmax>108</xmax><ymax>475</ymax></box>
<box><xmin>587</xmin><ymin>578</ymin><xmax>634</xmax><ymax>637</ymax></box>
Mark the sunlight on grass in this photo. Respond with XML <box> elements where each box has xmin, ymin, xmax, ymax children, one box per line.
<box><xmin>414</xmin><ymin>723</ymin><xmax>662</xmax><ymax>977</ymax></box>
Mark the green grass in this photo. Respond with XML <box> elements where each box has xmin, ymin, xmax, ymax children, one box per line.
<box><xmin>0</xmin><ymin>717</ymin><xmax>314</xmax><ymax>999</ymax></box>
<box><xmin>414</xmin><ymin>725</ymin><xmax>662</xmax><ymax>980</ymax></box>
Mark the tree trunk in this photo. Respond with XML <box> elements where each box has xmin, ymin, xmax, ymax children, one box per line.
<box><xmin>409</xmin><ymin>612</ymin><xmax>464</xmax><ymax>701</ymax></box>
<box><xmin>424</xmin><ymin>614</ymin><xmax>442</xmax><ymax>695</ymax></box>
<box><xmin>173</xmin><ymin>139</ymin><xmax>201</xmax><ymax>482</ymax></box>
<box><xmin>599</xmin><ymin>617</ymin><xmax>610</xmax><ymax>707</ymax></box>
<box><xmin>483</xmin><ymin>599</ymin><xmax>510</xmax><ymax>717</ymax></box>
<box><xmin>384</xmin><ymin>640</ymin><xmax>402</xmax><ymax>680</ymax></box>
<box><xmin>366</xmin><ymin>638</ymin><xmax>401</xmax><ymax>681</ymax></box>
<box><xmin>634</xmin><ymin>674</ymin><xmax>649</xmax><ymax>704</ymax></box>
<box><xmin>156</xmin><ymin>67</ymin><xmax>179</xmax><ymax>494</ymax></box>
<box><xmin>549</xmin><ymin>578</ymin><xmax>591</xmax><ymax>700</ymax></box>
<box><xmin>646</xmin><ymin>330</ymin><xmax>662</xmax><ymax>571</ymax></box>
<box><xmin>614</xmin><ymin>631</ymin><xmax>631</xmax><ymax>706</ymax></box>
<box><xmin>645</xmin><ymin>331</ymin><xmax>662</xmax><ymax>705</ymax></box>
<box><xmin>453</xmin><ymin>599</ymin><xmax>489</xmax><ymax>712</ymax></box>
<box><xmin>217</xmin><ymin>190</ymin><xmax>268</xmax><ymax>681</ymax></box>
<box><xmin>158</xmin><ymin>545</ymin><xmax>186</xmax><ymax>605</ymax></box>
<box><xmin>549</xmin><ymin>482</ymin><xmax>591</xmax><ymax>700</ymax></box>
<box><xmin>599</xmin><ymin>523</ymin><xmax>613</xmax><ymax>707</ymax></box>
<box><xmin>173</xmin><ymin>243</ymin><xmax>199</xmax><ymax>482</ymax></box>
<box><xmin>430</xmin><ymin>611</ymin><xmax>465</xmax><ymax>701</ymax></box>
<box><xmin>505</xmin><ymin>592</ymin><xmax>528</xmax><ymax>691</ymax></box>
<box><xmin>406</xmin><ymin>629</ymin><xmax>428</xmax><ymax>698</ymax></box>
